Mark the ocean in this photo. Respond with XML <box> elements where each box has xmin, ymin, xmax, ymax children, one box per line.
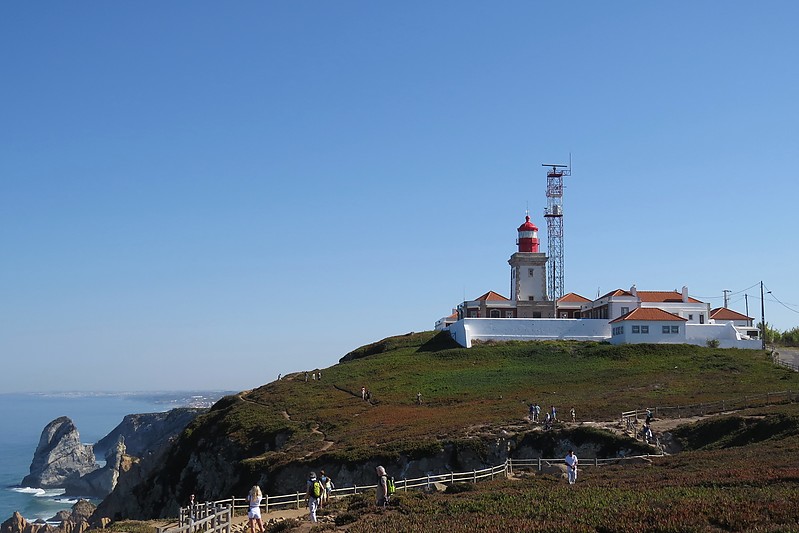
<box><xmin>0</xmin><ymin>391</ymin><xmax>231</xmax><ymax>524</ymax></box>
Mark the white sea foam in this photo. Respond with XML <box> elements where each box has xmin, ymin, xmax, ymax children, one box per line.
<box><xmin>11</xmin><ymin>487</ymin><xmax>45</xmax><ymax>496</ymax></box>
<box><xmin>35</xmin><ymin>489</ymin><xmax>65</xmax><ymax>498</ymax></box>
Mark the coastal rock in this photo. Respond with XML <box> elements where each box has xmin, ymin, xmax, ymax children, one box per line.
<box><xmin>21</xmin><ymin>417</ymin><xmax>97</xmax><ymax>488</ymax></box>
<box><xmin>1</xmin><ymin>511</ymin><xmax>26</xmax><ymax>533</ymax></box>
<box><xmin>63</xmin><ymin>438</ymin><xmax>135</xmax><ymax>498</ymax></box>
<box><xmin>94</xmin><ymin>408</ymin><xmax>206</xmax><ymax>458</ymax></box>
<box><xmin>0</xmin><ymin>512</ymin><xmax>57</xmax><ymax>533</ymax></box>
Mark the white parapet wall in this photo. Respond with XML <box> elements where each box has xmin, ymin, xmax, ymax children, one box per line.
<box><xmin>448</xmin><ymin>318</ymin><xmax>611</xmax><ymax>348</ymax></box>
<box><xmin>685</xmin><ymin>323</ymin><xmax>762</xmax><ymax>349</ymax></box>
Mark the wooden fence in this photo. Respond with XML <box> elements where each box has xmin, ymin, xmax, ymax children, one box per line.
<box><xmin>162</xmin><ymin>504</ymin><xmax>231</xmax><ymax>533</ymax></box>
<box><xmin>180</xmin><ymin>462</ymin><xmax>510</xmax><ymax>522</ymax></box>
<box><xmin>621</xmin><ymin>390</ymin><xmax>795</xmax><ymax>424</ymax></box>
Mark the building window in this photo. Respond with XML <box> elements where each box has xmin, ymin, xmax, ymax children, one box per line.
<box><xmin>528</xmin><ymin>268</ymin><xmax>535</xmax><ymax>277</ymax></box>
<box><xmin>613</xmin><ymin>325</ymin><xmax>624</xmax><ymax>336</ymax></box>
<box><xmin>505</xmin><ymin>311</ymin><xmax>514</xmax><ymax>318</ymax></box>
<box><xmin>641</xmin><ymin>325</ymin><xmax>649</xmax><ymax>334</ymax></box>
<box><xmin>468</xmin><ymin>310</ymin><xmax>478</xmax><ymax>318</ymax></box>
<box><xmin>632</xmin><ymin>325</ymin><xmax>640</xmax><ymax>334</ymax></box>
<box><xmin>662</xmin><ymin>325</ymin><xmax>670</xmax><ymax>334</ymax></box>
<box><xmin>490</xmin><ymin>310</ymin><xmax>500</xmax><ymax>318</ymax></box>
<box><xmin>700</xmin><ymin>314</ymin><xmax>705</xmax><ymax>324</ymax></box>
<box><xmin>689</xmin><ymin>314</ymin><xmax>693</xmax><ymax>321</ymax></box>
<box><xmin>621</xmin><ymin>307</ymin><xmax>629</xmax><ymax>315</ymax></box>
<box><xmin>671</xmin><ymin>325</ymin><xmax>679</xmax><ymax>334</ymax></box>
<box><xmin>528</xmin><ymin>296</ymin><xmax>535</xmax><ymax>301</ymax></box>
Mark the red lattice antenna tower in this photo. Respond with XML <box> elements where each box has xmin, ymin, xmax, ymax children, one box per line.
<box><xmin>543</xmin><ymin>163</ymin><xmax>570</xmax><ymax>300</ymax></box>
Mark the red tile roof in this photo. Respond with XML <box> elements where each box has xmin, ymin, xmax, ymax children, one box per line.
<box><xmin>710</xmin><ymin>307</ymin><xmax>752</xmax><ymax>321</ymax></box>
<box><xmin>474</xmin><ymin>291</ymin><xmax>509</xmax><ymax>301</ymax></box>
<box><xmin>558</xmin><ymin>292</ymin><xmax>591</xmax><ymax>303</ymax></box>
<box><xmin>637</xmin><ymin>291</ymin><xmax>703</xmax><ymax>304</ymax></box>
<box><xmin>597</xmin><ymin>289</ymin><xmax>633</xmax><ymax>300</ymax></box>
<box><xmin>610</xmin><ymin>307</ymin><xmax>687</xmax><ymax>323</ymax></box>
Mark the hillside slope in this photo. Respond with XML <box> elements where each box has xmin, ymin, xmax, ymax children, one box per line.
<box><xmin>94</xmin><ymin>332</ymin><xmax>799</xmax><ymax>520</ymax></box>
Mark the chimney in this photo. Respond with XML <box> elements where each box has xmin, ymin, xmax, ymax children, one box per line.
<box><xmin>630</xmin><ymin>284</ymin><xmax>637</xmax><ymax>297</ymax></box>
<box><xmin>682</xmin><ymin>286</ymin><xmax>689</xmax><ymax>303</ymax></box>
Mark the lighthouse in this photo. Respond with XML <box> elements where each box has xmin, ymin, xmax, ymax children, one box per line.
<box><xmin>508</xmin><ymin>214</ymin><xmax>553</xmax><ymax>317</ymax></box>
<box><xmin>516</xmin><ymin>215</ymin><xmax>540</xmax><ymax>253</ymax></box>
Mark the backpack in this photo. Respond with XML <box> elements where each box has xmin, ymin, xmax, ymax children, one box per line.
<box><xmin>386</xmin><ymin>476</ymin><xmax>395</xmax><ymax>495</ymax></box>
<box><xmin>311</xmin><ymin>480</ymin><xmax>322</xmax><ymax>498</ymax></box>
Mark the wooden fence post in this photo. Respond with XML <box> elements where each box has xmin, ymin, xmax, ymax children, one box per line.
<box><xmin>538</xmin><ymin>457</ymin><xmax>542</xmax><ymax>471</ymax></box>
<box><xmin>296</xmin><ymin>491</ymin><xmax>300</xmax><ymax>509</ymax></box>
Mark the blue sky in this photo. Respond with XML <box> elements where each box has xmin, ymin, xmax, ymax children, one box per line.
<box><xmin>2</xmin><ymin>2</ymin><xmax>798</xmax><ymax>393</ymax></box>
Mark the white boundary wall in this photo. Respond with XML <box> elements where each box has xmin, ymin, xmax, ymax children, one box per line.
<box><xmin>449</xmin><ymin>318</ymin><xmax>610</xmax><ymax>348</ymax></box>
<box><xmin>685</xmin><ymin>323</ymin><xmax>761</xmax><ymax>349</ymax></box>
<box><xmin>448</xmin><ymin>319</ymin><xmax>761</xmax><ymax>349</ymax></box>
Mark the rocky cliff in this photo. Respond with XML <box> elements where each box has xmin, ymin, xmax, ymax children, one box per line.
<box><xmin>21</xmin><ymin>417</ymin><xmax>97</xmax><ymax>488</ymax></box>
<box><xmin>93</xmin><ymin>409</ymin><xmax>206</xmax><ymax>458</ymax></box>
<box><xmin>22</xmin><ymin>408</ymin><xmax>206</xmax><ymax>500</ymax></box>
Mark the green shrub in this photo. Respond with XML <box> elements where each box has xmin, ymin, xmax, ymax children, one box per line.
<box><xmin>445</xmin><ymin>482</ymin><xmax>475</xmax><ymax>494</ymax></box>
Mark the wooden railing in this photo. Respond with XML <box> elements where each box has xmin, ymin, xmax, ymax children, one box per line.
<box><xmin>163</xmin><ymin>504</ymin><xmax>231</xmax><ymax>533</ymax></box>
<box><xmin>621</xmin><ymin>390</ymin><xmax>795</xmax><ymax>424</ymax></box>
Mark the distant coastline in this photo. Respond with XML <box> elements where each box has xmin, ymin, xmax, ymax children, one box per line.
<box><xmin>0</xmin><ymin>391</ymin><xmax>234</xmax><ymax>523</ymax></box>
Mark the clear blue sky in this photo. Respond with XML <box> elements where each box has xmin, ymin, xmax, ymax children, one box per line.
<box><xmin>2</xmin><ymin>2</ymin><xmax>798</xmax><ymax>393</ymax></box>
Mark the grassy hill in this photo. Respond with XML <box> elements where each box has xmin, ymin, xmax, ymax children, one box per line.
<box><xmin>231</xmin><ymin>332</ymin><xmax>798</xmax><ymax>465</ymax></box>
<box><xmin>98</xmin><ymin>331</ymin><xmax>799</xmax><ymax>527</ymax></box>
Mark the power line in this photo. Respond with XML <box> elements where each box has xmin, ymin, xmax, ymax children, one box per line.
<box><xmin>763</xmin><ymin>284</ymin><xmax>799</xmax><ymax>315</ymax></box>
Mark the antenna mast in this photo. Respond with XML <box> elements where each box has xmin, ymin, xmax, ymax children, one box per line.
<box><xmin>543</xmin><ymin>163</ymin><xmax>570</xmax><ymax>300</ymax></box>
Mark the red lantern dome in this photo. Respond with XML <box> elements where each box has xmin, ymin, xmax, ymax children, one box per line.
<box><xmin>516</xmin><ymin>215</ymin><xmax>539</xmax><ymax>253</ymax></box>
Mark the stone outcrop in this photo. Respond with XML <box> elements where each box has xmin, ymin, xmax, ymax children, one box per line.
<box><xmin>63</xmin><ymin>437</ymin><xmax>138</xmax><ymax>498</ymax></box>
<box><xmin>2</xmin><ymin>499</ymin><xmax>95</xmax><ymax>533</ymax></box>
<box><xmin>94</xmin><ymin>408</ymin><xmax>206</xmax><ymax>459</ymax></box>
<box><xmin>93</xmin><ymin>423</ymin><xmax>653</xmax><ymax>520</ymax></box>
<box><xmin>21</xmin><ymin>417</ymin><xmax>97</xmax><ymax>488</ymax></box>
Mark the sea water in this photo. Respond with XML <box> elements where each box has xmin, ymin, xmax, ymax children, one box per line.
<box><xmin>0</xmin><ymin>391</ymin><xmax>229</xmax><ymax>523</ymax></box>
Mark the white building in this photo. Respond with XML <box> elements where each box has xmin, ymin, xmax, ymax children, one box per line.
<box><xmin>436</xmin><ymin>215</ymin><xmax>762</xmax><ymax>350</ymax></box>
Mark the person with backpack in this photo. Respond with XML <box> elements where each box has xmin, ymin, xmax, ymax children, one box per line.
<box><xmin>306</xmin><ymin>472</ymin><xmax>322</xmax><ymax>522</ymax></box>
<box><xmin>375</xmin><ymin>465</ymin><xmax>389</xmax><ymax>507</ymax></box>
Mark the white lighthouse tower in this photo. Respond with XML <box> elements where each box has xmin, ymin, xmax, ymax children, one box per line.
<box><xmin>508</xmin><ymin>215</ymin><xmax>553</xmax><ymax>318</ymax></box>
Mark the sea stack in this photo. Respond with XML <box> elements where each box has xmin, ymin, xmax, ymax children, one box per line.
<box><xmin>21</xmin><ymin>416</ymin><xmax>97</xmax><ymax>488</ymax></box>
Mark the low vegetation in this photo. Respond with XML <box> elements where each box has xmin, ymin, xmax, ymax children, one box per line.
<box><xmin>305</xmin><ymin>405</ymin><xmax>799</xmax><ymax>531</ymax></box>
<box><xmin>127</xmin><ymin>332</ymin><xmax>799</xmax><ymax>530</ymax></box>
<box><xmin>210</xmin><ymin>332</ymin><xmax>798</xmax><ymax>467</ymax></box>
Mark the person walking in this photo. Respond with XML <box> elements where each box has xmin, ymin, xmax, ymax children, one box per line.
<box><xmin>306</xmin><ymin>472</ymin><xmax>321</xmax><ymax>522</ymax></box>
<box><xmin>570</xmin><ymin>407</ymin><xmax>576</xmax><ymax>423</ymax></box>
<box><xmin>246</xmin><ymin>486</ymin><xmax>264</xmax><ymax>533</ymax></box>
<box><xmin>375</xmin><ymin>465</ymin><xmax>389</xmax><ymax>508</ymax></box>
<box><xmin>564</xmin><ymin>450</ymin><xmax>579</xmax><ymax>485</ymax></box>
<box><xmin>361</xmin><ymin>387</ymin><xmax>366</xmax><ymax>400</ymax></box>
<box><xmin>319</xmin><ymin>470</ymin><xmax>334</xmax><ymax>507</ymax></box>
<box><xmin>551</xmin><ymin>405</ymin><xmax>557</xmax><ymax>420</ymax></box>
<box><xmin>187</xmin><ymin>494</ymin><xmax>197</xmax><ymax>525</ymax></box>
<box><xmin>534</xmin><ymin>404</ymin><xmax>541</xmax><ymax>422</ymax></box>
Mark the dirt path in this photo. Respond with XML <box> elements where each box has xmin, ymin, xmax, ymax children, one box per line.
<box><xmin>774</xmin><ymin>346</ymin><xmax>799</xmax><ymax>368</ymax></box>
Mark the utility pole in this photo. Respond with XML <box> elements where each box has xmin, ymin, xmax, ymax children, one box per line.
<box><xmin>745</xmin><ymin>294</ymin><xmax>749</xmax><ymax>318</ymax></box>
<box><xmin>723</xmin><ymin>290</ymin><xmax>731</xmax><ymax>308</ymax></box>
<box><xmin>760</xmin><ymin>281</ymin><xmax>766</xmax><ymax>350</ymax></box>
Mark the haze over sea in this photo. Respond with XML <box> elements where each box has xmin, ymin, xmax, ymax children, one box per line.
<box><xmin>0</xmin><ymin>391</ymin><xmax>231</xmax><ymax>523</ymax></box>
